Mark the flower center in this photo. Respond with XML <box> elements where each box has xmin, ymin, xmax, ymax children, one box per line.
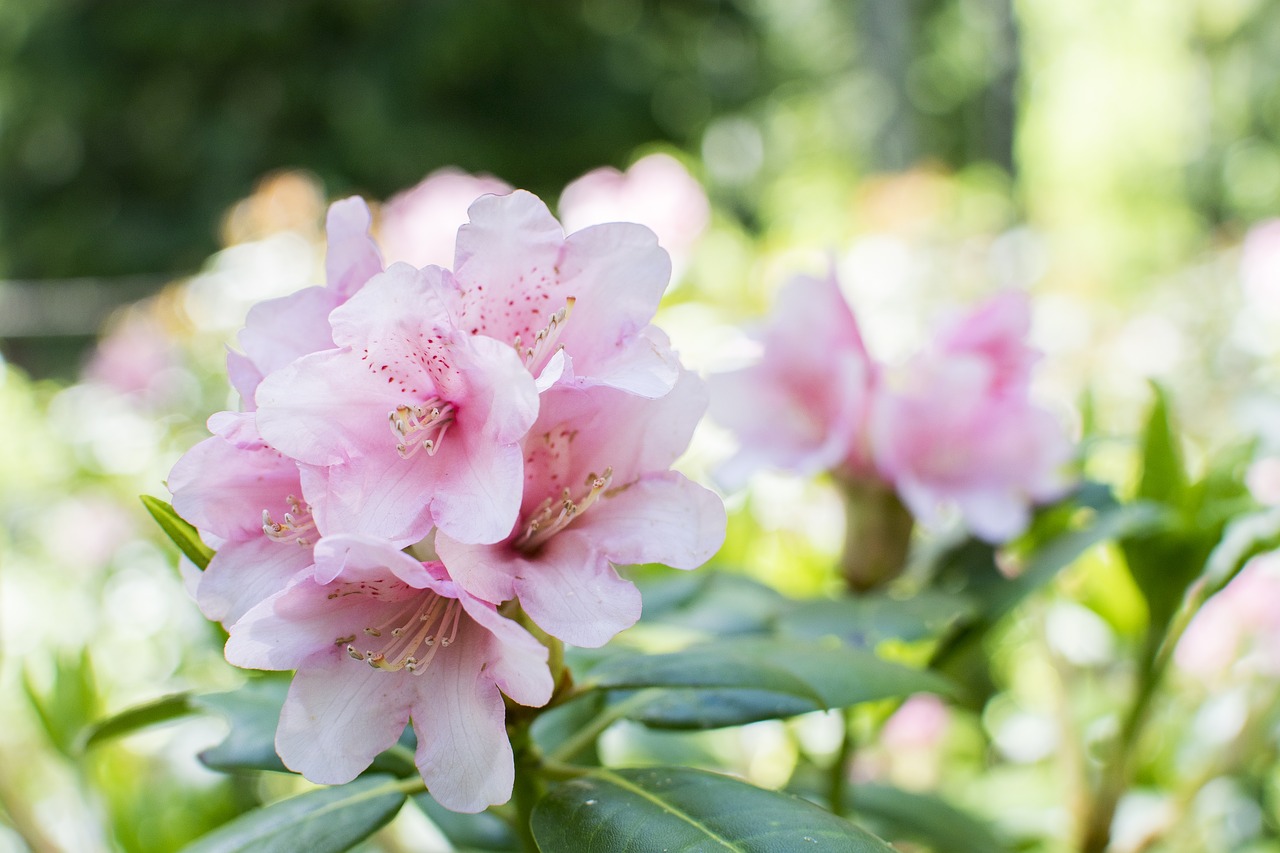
<box><xmin>262</xmin><ymin>495</ymin><xmax>315</xmax><ymax>547</ymax></box>
<box><xmin>513</xmin><ymin>298</ymin><xmax>574</xmax><ymax>371</ymax></box>
<box><xmin>388</xmin><ymin>397</ymin><xmax>456</xmax><ymax>459</ymax></box>
<box><xmin>514</xmin><ymin>466</ymin><xmax>613</xmax><ymax>553</ymax></box>
<box><xmin>339</xmin><ymin>589</ymin><xmax>463</xmax><ymax>675</ymax></box>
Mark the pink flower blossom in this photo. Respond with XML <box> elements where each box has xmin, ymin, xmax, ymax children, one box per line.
<box><xmin>255</xmin><ymin>263</ymin><xmax>539</xmax><ymax>546</ymax></box>
<box><xmin>1177</xmin><ymin>551</ymin><xmax>1280</xmax><ymax>679</ymax></box>
<box><xmin>452</xmin><ymin>190</ymin><xmax>680</xmax><ymax>398</ymax></box>
<box><xmin>436</xmin><ymin>371</ymin><xmax>726</xmax><ymax>647</ymax></box>
<box><xmin>708</xmin><ymin>272</ymin><xmax>876</xmax><ymax>488</ymax></box>
<box><xmin>869</xmin><ymin>349</ymin><xmax>1071</xmax><ymax>542</ymax></box>
<box><xmin>378</xmin><ymin>168</ymin><xmax>513</xmax><ymax>269</ymax></box>
<box><xmin>168</xmin><ymin>411</ymin><xmax>315</xmax><ymax>626</ymax></box>
<box><xmin>558</xmin><ymin>153</ymin><xmax>709</xmax><ymax>282</ymax></box>
<box><xmin>934</xmin><ymin>290</ymin><xmax>1040</xmax><ymax>396</ymax></box>
<box><xmin>224</xmin><ymin>534</ymin><xmax>553</xmax><ymax>813</ymax></box>
<box><xmin>227</xmin><ymin>197</ymin><xmax>383</xmax><ymax>408</ymax></box>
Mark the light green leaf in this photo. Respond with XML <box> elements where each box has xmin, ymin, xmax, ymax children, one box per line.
<box><xmin>194</xmin><ymin>678</ymin><xmax>290</xmax><ymax>773</ymax></box>
<box><xmin>80</xmin><ymin>692</ymin><xmax>197</xmax><ymax>752</ymax></box>
<box><xmin>777</xmin><ymin>591</ymin><xmax>976</xmax><ymax>648</ymax></box>
<box><xmin>850</xmin><ymin>784</ymin><xmax>1008</xmax><ymax>853</ymax></box>
<box><xmin>532</xmin><ymin>767</ymin><xmax>895</xmax><ymax>852</ymax></box>
<box><xmin>141</xmin><ymin>494</ymin><xmax>215</xmax><ymax>570</ymax></box>
<box><xmin>181</xmin><ymin>775</ymin><xmax>407</xmax><ymax>853</ymax></box>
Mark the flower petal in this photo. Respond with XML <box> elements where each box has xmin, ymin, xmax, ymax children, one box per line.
<box><xmin>198</xmin><ymin>536</ymin><xmax>313</xmax><ymax>625</ymax></box>
<box><xmin>276</xmin><ymin>648</ymin><xmax>416</xmax><ymax>785</ymax></box>
<box><xmin>312</xmin><ymin>533</ymin><xmax>433</xmax><ymax>587</ymax></box>
<box><xmin>324</xmin><ymin>197</ymin><xmax>384</xmax><ymax>299</ymax></box>
<box><xmin>580</xmin><ymin>472</ymin><xmax>725</xmax><ymax>570</ymax></box>
<box><xmin>513</xmin><ymin>532</ymin><xmax>642</xmax><ymax>648</ymax></box>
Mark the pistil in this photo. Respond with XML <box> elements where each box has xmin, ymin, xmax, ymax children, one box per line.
<box><xmin>262</xmin><ymin>495</ymin><xmax>316</xmax><ymax>547</ymax></box>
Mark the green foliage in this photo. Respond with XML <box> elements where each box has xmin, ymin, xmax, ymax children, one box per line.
<box><xmin>22</xmin><ymin>649</ymin><xmax>100</xmax><ymax>758</ymax></box>
<box><xmin>141</xmin><ymin>494</ymin><xmax>214</xmax><ymax>570</ymax></box>
<box><xmin>584</xmin><ymin>638</ymin><xmax>954</xmax><ymax>730</ymax></box>
<box><xmin>532</xmin><ymin>767</ymin><xmax>896</xmax><ymax>852</ymax></box>
<box><xmin>181</xmin><ymin>775</ymin><xmax>408</xmax><ymax>853</ymax></box>
<box><xmin>79</xmin><ymin>691</ymin><xmax>196</xmax><ymax>752</ymax></box>
<box><xmin>844</xmin><ymin>784</ymin><xmax>1008</xmax><ymax>853</ymax></box>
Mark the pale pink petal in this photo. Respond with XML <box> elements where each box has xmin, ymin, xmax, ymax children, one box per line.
<box><xmin>238</xmin><ymin>285</ymin><xmax>343</xmax><ymax>386</ymax></box>
<box><xmin>411</xmin><ymin>623</ymin><xmax>515</xmax><ymax>812</ymax></box>
<box><xmin>256</xmin><ymin>349</ymin><xmax>402</xmax><ymax>466</ymax></box>
<box><xmin>226</xmin><ymin>349</ymin><xmax>264</xmax><ymax>410</ymax></box>
<box><xmin>198</xmin><ymin>537</ymin><xmax>313</xmax><ymax>625</ymax></box>
<box><xmin>277</xmin><ymin>648</ymin><xmax>416</xmax><ymax>785</ymax></box>
<box><xmin>327</xmin><ymin>263</ymin><xmax>457</xmax><ymax>356</ymax></box>
<box><xmin>379</xmin><ymin>169</ymin><xmax>512</xmax><ymax>269</ymax></box>
<box><xmin>433</xmin><ymin>536</ymin><xmax>521</xmax><ymax>605</ymax></box>
<box><xmin>454</xmin><ymin>333</ymin><xmax>540</xmax><ymax>445</ymax></box>
<box><xmin>206</xmin><ymin>410</ymin><xmax>266</xmax><ymax>450</ymax></box>
<box><xmin>312</xmin><ymin>534</ymin><xmax>434</xmax><ymax>587</ymax></box>
<box><xmin>168</xmin><ymin>434</ymin><xmax>301</xmax><ymax>540</ymax></box>
<box><xmin>324</xmin><ymin>197</ymin><xmax>384</xmax><ymax>299</ymax></box>
<box><xmin>455</xmin><ymin>597</ymin><xmax>554</xmax><ymax>708</ymax></box>
<box><xmin>578</xmin><ymin>472</ymin><xmax>725</xmax><ymax>570</ymax></box>
<box><xmin>453</xmin><ymin>191</ymin><xmax>566</xmax><ymax>345</ymax></box>
<box><xmin>428</xmin><ymin>431</ymin><xmax>525</xmax><ymax>545</ymax></box>
<box><xmin>302</xmin><ymin>450</ymin><xmax>437</xmax><ymax>546</ymax></box>
<box><xmin>512</xmin><ymin>532</ymin><xmax>642</xmax><ymax>648</ymax></box>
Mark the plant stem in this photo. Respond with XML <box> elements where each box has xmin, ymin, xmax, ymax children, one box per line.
<box><xmin>829</xmin><ymin>706</ymin><xmax>856</xmax><ymax>816</ymax></box>
<box><xmin>545</xmin><ymin>689</ymin><xmax>661</xmax><ymax>765</ymax></box>
<box><xmin>836</xmin><ymin>476</ymin><xmax>914</xmax><ymax>594</ymax></box>
<box><xmin>509</xmin><ymin>718</ymin><xmax>545</xmax><ymax>853</ymax></box>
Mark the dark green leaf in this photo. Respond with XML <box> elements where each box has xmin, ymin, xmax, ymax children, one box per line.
<box><xmin>195</xmin><ymin>678</ymin><xmax>291</xmax><ymax>773</ymax></box>
<box><xmin>412</xmin><ymin>793</ymin><xmax>516</xmax><ymax>851</ymax></box>
<box><xmin>777</xmin><ymin>591</ymin><xmax>976</xmax><ymax>648</ymax></box>
<box><xmin>635</xmin><ymin>570</ymin><xmax>785</xmax><ymax>636</ymax></box>
<box><xmin>588</xmin><ymin>639</ymin><xmax>953</xmax><ymax>729</ymax></box>
<box><xmin>142</xmin><ymin>494</ymin><xmax>215</xmax><ymax>570</ymax></box>
<box><xmin>849</xmin><ymin>784</ymin><xmax>1007</xmax><ymax>853</ymax></box>
<box><xmin>532</xmin><ymin>691</ymin><xmax>607</xmax><ymax>764</ymax></box>
<box><xmin>532</xmin><ymin>767</ymin><xmax>895</xmax><ymax>852</ymax></box>
<box><xmin>181</xmin><ymin>775</ymin><xmax>406</xmax><ymax>853</ymax></box>
<box><xmin>80</xmin><ymin>692</ymin><xmax>197</xmax><ymax>752</ymax></box>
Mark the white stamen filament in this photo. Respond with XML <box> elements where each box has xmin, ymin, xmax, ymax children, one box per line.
<box><xmin>515</xmin><ymin>466</ymin><xmax>613</xmax><ymax>552</ymax></box>
<box><xmin>389</xmin><ymin>398</ymin><xmax>456</xmax><ymax>460</ymax></box>
<box><xmin>513</xmin><ymin>297</ymin><xmax>574</xmax><ymax>370</ymax></box>
<box><xmin>342</xmin><ymin>591</ymin><xmax>463</xmax><ymax>675</ymax></box>
<box><xmin>262</xmin><ymin>494</ymin><xmax>316</xmax><ymax>547</ymax></box>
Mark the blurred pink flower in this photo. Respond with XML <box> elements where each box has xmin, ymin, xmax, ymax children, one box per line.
<box><xmin>378</xmin><ymin>168</ymin><xmax>512</xmax><ymax>269</ymax></box>
<box><xmin>1177</xmin><ymin>551</ymin><xmax>1280</xmax><ymax>678</ymax></box>
<box><xmin>934</xmin><ymin>290</ymin><xmax>1040</xmax><ymax>396</ymax></box>
<box><xmin>83</xmin><ymin>310</ymin><xmax>185</xmax><ymax>406</ymax></box>
<box><xmin>558</xmin><ymin>153</ymin><xmax>709</xmax><ymax>282</ymax></box>
<box><xmin>227</xmin><ymin>197</ymin><xmax>384</xmax><ymax>408</ymax></box>
<box><xmin>880</xmin><ymin>693</ymin><xmax>950</xmax><ymax>751</ymax></box>
<box><xmin>1241</xmin><ymin>219</ymin><xmax>1280</xmax><ymax>310</ymax></box>
<box><xmin>1245</xmin><ymin>456</ymin><xmax>1280</xmax><ymax>506</ymax></box>
<box><xmin>255</xmin><ymin>263</ymin><xmax>539</xmax><ymax>547</ymax></box>
<box><xmin>708</xmin><ymin>272</ymin><xmax>876</xmax><ymax>489</ymax></box>
<box><xmin>224</xmin><ymin>534</ymin><xmax>553</xmax><ymax>813</ymax></box>
<box><xmin>436</xmin><ymin>371</ymin><xmax>726</xmax><ymax>647</ymax></box>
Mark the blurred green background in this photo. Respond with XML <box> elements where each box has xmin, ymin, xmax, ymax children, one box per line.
<box><xmin>4</xmin><ymin>1</ymin><xmax>1280</xmax><ymax>851</ymax></box>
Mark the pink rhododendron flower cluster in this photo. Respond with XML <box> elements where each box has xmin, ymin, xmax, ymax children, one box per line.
<box><xmin>169</xmin><ymin>188</ymin><xmax>725</xmax><ymax>812</ymax></box>
<box><xmin>710</xmin><ymin>273</ymin><xmax>1072</xmax><ymax>542</ymax></box>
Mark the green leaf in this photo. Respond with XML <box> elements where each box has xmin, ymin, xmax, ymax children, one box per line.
<box><xmin>849</xmin><ymin>784</ymin><xmax>1008</xmax><ymax>853</ymax></box>
<box><xmin>22</xmin><ymin>649</ymin><xmax>100</xmax><ymax>757</ymax></box>
<box><xmin>80</xmin><ymin>692</ymin><xmax>197</xmax><ymax>752</ymax></box>
<box><xmin>194</xmin><ymin>678</ymin><xmax>291</xmax><ymax>773</ymax></box>
<box><xmin>181</xmin><ymin>775</ymin><xmax>407</xmax><ymax>853</ymax></box>
<box><xmin>1135</xmin><ymin>383</ymin><xmax>1188</xmax><ymax>506</ymax></box>
<box><xmin>532</xmin><ymin>767</ymin><xmax>895</xmax><ymax>852</ymax></box>
<box><xmin>1203</xmin><ymin>506</ymin><xmax>1280</xmax><ymax>590</ymax></box>
<box><xmin>141</xmin><ymin>494</ymin><xmax>215</xmax><ymax>570</ymax></box>
<box><xmin>777</xmin><ymin>591</ymin><xmax>976</xmax><ymax>648</ymax></box>
<box><xmin>587</xmin><ymin>639</ymin><xmax>954</xmax><ymax>729</ymax></box>
<box><xmin>412</xmin><ymin>793</ymin><xmax>516</xmax><ymax>851</ymax></box>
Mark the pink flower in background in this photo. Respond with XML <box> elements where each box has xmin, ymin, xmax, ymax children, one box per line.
<box><xmin>168</xmin><ymin>411</ymin><xmax>315</xmax><ymax>626</ymax></box>
<box><xmin>711</xmin><ymin>280</ymin><xmax>1072</xmax><ymax>542</ymax></box>
<box><xmin>934</xmin><ymin>290</ymin><xmax>1040</xmax><ymax>396</ymax></box>
<box><xmin>708</xmin><ymin>272</ymin><xmax>876</xmax><ymax>488</ymax></box>
<box><xmin>558</xmin><ymin>153</ymin><xmax>709</xmax><ymax>282</ymax></box>
<box><xmin>436</xmin><ymin>371</ymin><xmax>726</xmax><ymax>647</ymax></box>
<box><xmin>227</xmin><ymin>198</ymin><xmax>384</xmax><ymax>408</ymax></box>
<box><xmin>1177</xmin><ymin>551</ymin><xmax>1280</xmax><ymax>679</ymax></box>
<box><xmin>452</xmin><ymin>190</ymin><xmax>679</xmax><ymax>397</ymax></box>
<box><xmin>378</xmin><ymin>168</ymin><xmax>513</xmax><ymax>269</ymax></box>
<box><xmin>255</xmin><ymin>263</ymin><xmax>539</xmax><ymax>546</ymax></box>
<box><xmin>224</xmin><ymin>535</ymin><xmax>553</xmax><ymax>813</ymax></box>
<box><xmin>84</xmin><ymin>310</ymin><xmax>186</xmax><ymax>406</ymax></box>
<box><xmin>1241</xmin><ymin>219</ymin><xmax>1280</xmax><ymax>311</ymax></box>
<box><xmin>870</xmin><ymin>351</ymin><xmax>1070</xmax><ymax>542</ymax></box>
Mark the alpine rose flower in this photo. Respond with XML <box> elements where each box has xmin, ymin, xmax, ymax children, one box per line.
<box><xmin>227</xmin><ymin>197</ymin><xmax>383</xmax><ymax>408</ymax></box>
<box><xmin>378</xmin><ymin>168</ymin><xmax>513</xmax><ymax>269</ymax></box>
<box><xmin>708</xmin><ymin>271</ymin><xmax>876</xmax><ymax>488</ymax></box>
<box><xmin>255</xmin><ymin>262</ymin><xmax>539</xmax><ymax>546</ymax></box>
<box><xmin>437</xmin><ymin>370</ymin><xmax>726</xmax><ymax>647</ymax></box>
<box><xmin>711</xmin><ymin>279</ymin><xmax>1072</xmax><ymax>543</ymax></box>
<box><xmin>558</xmin><ymin>153</ymin><xmax>709</xmax><ymax>282</ymax></box>
<box><xmin>225</xmin><ymin>535</ymin><xmax>553</xmax><ymax>813</ymax></box>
